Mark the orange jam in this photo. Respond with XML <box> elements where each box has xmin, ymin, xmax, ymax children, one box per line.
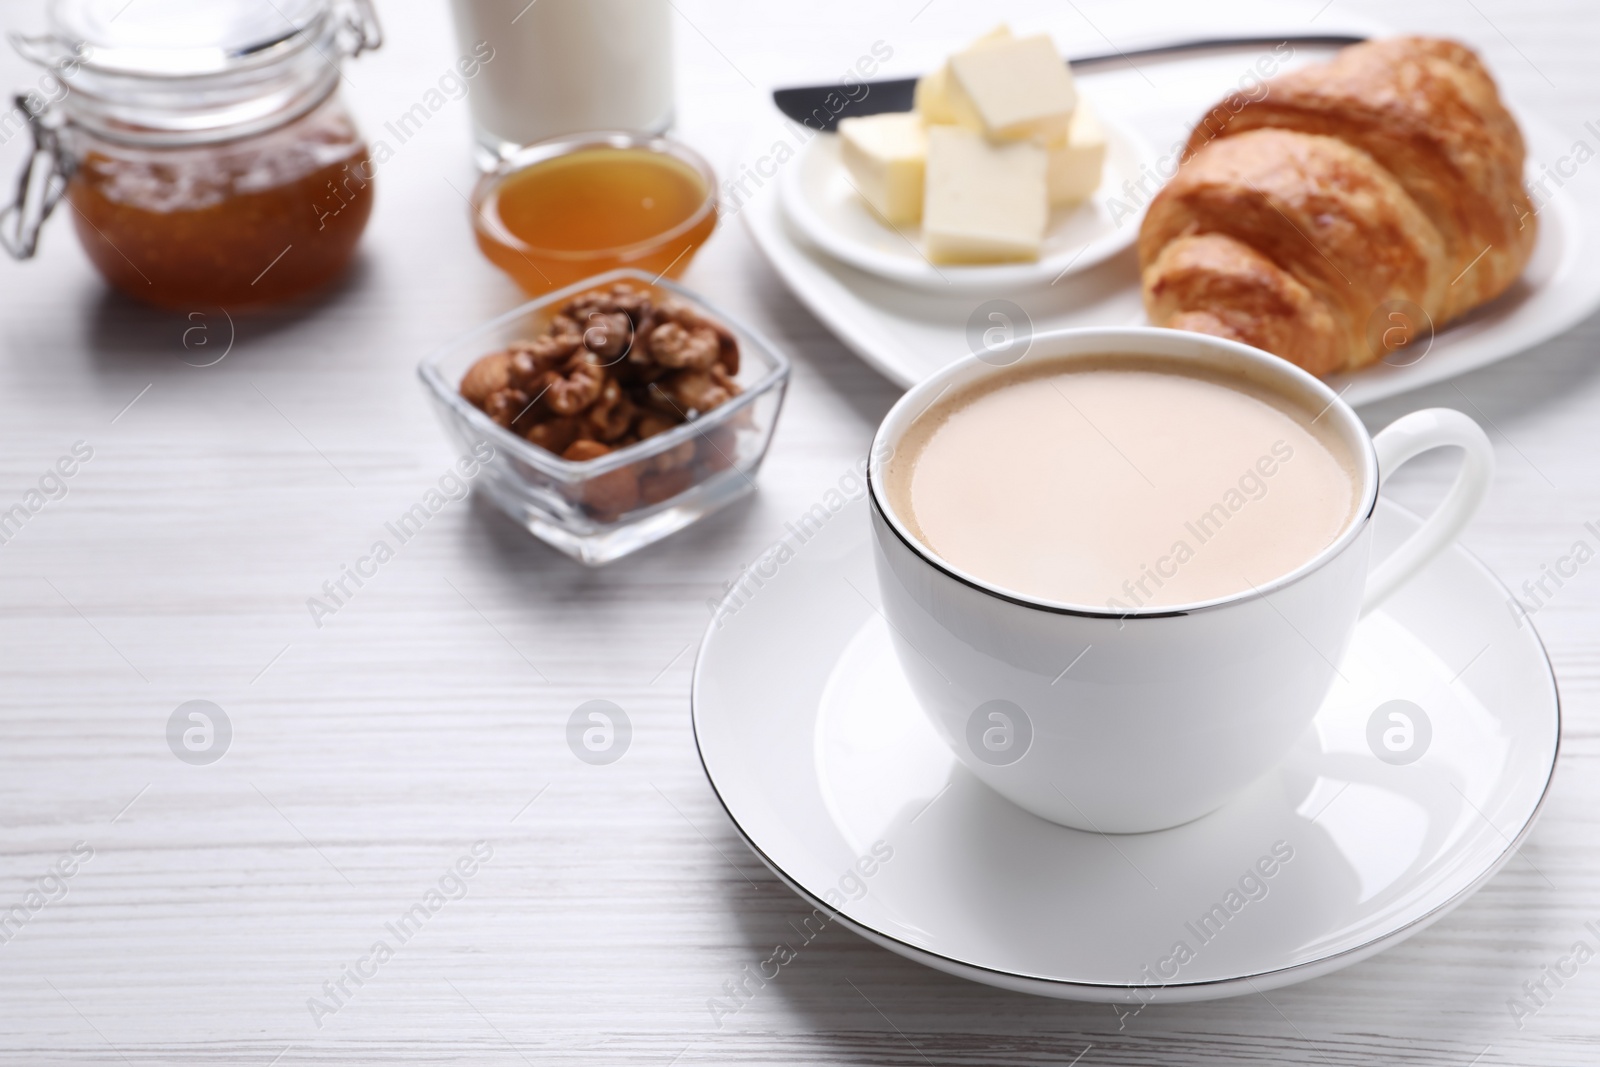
<box><xmin>67</xmin><ymin>99</ymin><xmax>373</xmax><ymax>310</ymax></box>
<box><xmin>472</xmin><ymin>144</ymin><xmax>717</xmax><ymax>296</ymax></box>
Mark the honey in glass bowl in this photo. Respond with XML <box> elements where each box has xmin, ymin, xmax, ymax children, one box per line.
<box><xmin>471</xmin><ymin>133</ymin><xmax>718</xmax><ymax>296</ymax></box>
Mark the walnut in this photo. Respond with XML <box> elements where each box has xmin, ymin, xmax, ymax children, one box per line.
<box><xmin>613</xmin><ymin>337</ymin><xmax>669</xmax><ymax>389</ymax></box>
<box><xmin>467</xmin><ymin>282</ymin><xmax>744</xmax><ymax>513</ymax></box>
<box><xmin>563</xmin><ymin>440</ymin><xmax>640</xmax><ymax>519</ymax></box>
<box><xmin>655</xmin><ymin>297</ymin><xmax>739</xmax><ymax>374</ymax></box>
<box><xmin>545</xmin><ymin>353</ymin><xmax>606</xmax><ymax>416</ymax></box>
<box><xmin>696</xmin><ymin>425</ymin><xmax>739</xmax><ymax>472</ymax></box>
<box><xmin>563</xmin><ymin>293</ymin><xmax>608</xmax><ymax>320</ymax></box>
<box><xmin>585</xmin><ymin>472</ymin><xmax>640</xmax><ymax>520</ymax></box>
<box><xmin>579</xmin><ymin>310</ymin><xmax>635</xmax><ymax>361</ymax></box>
<box><xmin>606</xmin><ymin>283</ymin><xmax>654</xmax><ymax>322</ymax></box>
<box><xmin>654</xmin><ymin>297</ymin><xmax>707</xmax><ymax>329</ymax></box>
<box><xmin>639</xmin><ymin>465</ymin><xmax>695</xmax><ymax>505</ymax></box>
<box><xmin>567</xmin><ymin>283</ymin><xmax>653</xmax><ymax>323</ymax></box>
<box><xmin>521</xmin><ymin>326</ymin><xmax>581</xmax><ymax>357</ymax></box>
<box><xmin>513</xmin><ymin>368</ymin><xmax>555</xmax><ymax>414</ymax></box>
<box><xmin>635</xmin><ymin>413</ymin><xmax>681</xmax><ymax>439</ymax></box>
<box><xmin>648</xmin><ymin>320</ymin><xmax>721</xmax><ymax>370</ymax></box>
<box><xmin>650</xmin><ymin>437</ymin><xmax>696</xmax><ymax>474</ymax></box>
<box><xmin>509</xmin><ymin>334</ymin><xmax>581</xmax><ymax>388</ymax></box>
<box><xmin>460</xmin><ymin>351</ymin><xmax>513</xmax><ymax>406</ymax></box>
<box><xmin>586</xmin><ymin>378</ymin><xmax>637</xmax><ymax>442</ymax></box>
<box><xmin>649</xmin><ymin>366</ymin><xmax>738</xmax><ymax>418</ymax></box>
<box><xmin>641</xmin><ymin>382</ymin><xmax>681</xmax><ymax>419</ymax></box>
<box><xmin>525</xmin><ymin>415</ymin><xmax>587</xmax><ymax>455</ymax></box>
<box><xmin>563</xmin><ymin>440</ymin><xmax>612</xmax><ymax>462</ymax></box>
<box><xmin>484</xmin><ymin>388</ymin><xmax>535</xmax><ymax>433</ymax></box>
<box><xmin>601</xmin><ymin>403</ymin><xmax>684</xmax><ymax>470</ymax></box>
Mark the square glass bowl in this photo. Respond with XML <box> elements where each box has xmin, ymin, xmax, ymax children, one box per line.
<box><xmin>418</xmin><ymin>269</ymin><xmax>790</xmax><ymax>565</ymax></box>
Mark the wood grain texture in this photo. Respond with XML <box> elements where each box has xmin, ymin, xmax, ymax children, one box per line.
<box><xmin>0</xmin><ymin>0</ymin><xmax>1596</xmax><ymax>1063</ymax></box>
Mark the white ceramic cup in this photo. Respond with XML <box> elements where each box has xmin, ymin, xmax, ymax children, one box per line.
<box><xmin>868</xmin><ymin>328</ymin><xmax>1494</xmax><ymax>833</ymax></box>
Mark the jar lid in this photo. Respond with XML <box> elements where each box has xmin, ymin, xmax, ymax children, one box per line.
<box><xmin>9</xmin><ymin>0</ymin><xmax>380</xmax><ymax>144</ymax></box>
<box><xmin>48</xmin><ymin>0</ymin><xmax>328</xmax><ymax>76</ymax></box>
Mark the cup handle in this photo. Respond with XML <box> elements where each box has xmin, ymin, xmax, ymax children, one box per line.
<box><xmin>1361</xmin><ymin>408</ymin><xmax>1494</xmax><ymax>615</ymax></box>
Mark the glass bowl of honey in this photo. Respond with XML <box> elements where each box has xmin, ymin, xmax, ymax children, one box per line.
<box><xmin>418</xmin><ymin>269</ymin><xmax>789</xmax><ymax>565</ymax></box>
<box><xmin>470</xmin><ymin>133</ymin><xmax>719</xmax><ymax>296</ymax></box>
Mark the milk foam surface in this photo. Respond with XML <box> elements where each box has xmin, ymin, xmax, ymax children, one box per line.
<box><xmin>885</xmin><ymin>361</ymin><xmax>1358</xmax><ymax>608</ymax></box>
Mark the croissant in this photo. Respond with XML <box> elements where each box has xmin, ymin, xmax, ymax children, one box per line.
<box><xmin>1139</xmin><ymin>37</ymin><xmax>1535</xmax><ymax>376</ymax></box>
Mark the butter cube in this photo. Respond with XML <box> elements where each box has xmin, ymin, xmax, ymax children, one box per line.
<box><xmin>948</xmin><ymin>33</ymin><xmax>1077</xmax><ymax>142</ymax></box>
<box><xmin>913</xmin><ymin>64</ymin><xmax>960</xmax><ymax>126</ymax></box>
<box><xmin>923</xmin><ymin>126</ymin><xmax>1047</xmax><ymax>263</ymax></box>
<box><xmin>915</xmin><ymin>26</ymin><xmax>1011</xmax><ymax>128</ymax></box>
<box><xmin>1045</xmin><ymin>102</ymin><xmax>1107</xmax><ymax>206</ymax></box>
<box><xmin>838</xmin><ymin>112</ymin><xmax>928</xmax><ymax>225</ymax></box>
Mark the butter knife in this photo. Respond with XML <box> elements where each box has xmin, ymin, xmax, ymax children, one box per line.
<box><xmin>771</xmin><ymin>33</ymin><xmax>1365</xmax><ymax>132</ymax></box>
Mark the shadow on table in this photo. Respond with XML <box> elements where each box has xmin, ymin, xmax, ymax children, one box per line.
<box><xmin>80</xmin><ymin>253</ymin><xmax>376</xmax><ymax>373</ymax></box>
<box><xmin>713</xmin><ymin>852</ymin><xmax>1539</xmax><ymax>1064</ymax></box>
<box><xmin>463</xmin><ymin>484</ymin><xmax>769</xmax><ymax>582</ymax></box>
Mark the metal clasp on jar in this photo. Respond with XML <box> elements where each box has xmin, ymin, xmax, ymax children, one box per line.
<box><xmin>337</xmin><ymin>0</ymin><xmax>384</xmax><ymax>57</ymax></box>
<box><xmin>0</xmin><ymin>93</ymin><xmax>73</xmax><ymax>260</ymax></box>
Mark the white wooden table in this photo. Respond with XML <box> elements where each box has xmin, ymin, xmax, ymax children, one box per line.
<box><xmin>0</xmin><ymin>0</ymin><xmax>1595</xmax><ymax>1062</ymax></box>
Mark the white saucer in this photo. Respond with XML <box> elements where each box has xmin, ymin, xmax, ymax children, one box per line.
<box><xmin>692</xmin><ymin>497</ymin><xmax>1559</xmax><ymax>1002</ymax></box>
<box><xmin>778</xmin><ymin>102</ymin><xmax>1155</xmax><ymax>293</ymax></box>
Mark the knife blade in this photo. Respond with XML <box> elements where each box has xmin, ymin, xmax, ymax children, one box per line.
<box><xmin>772</xmin><ymin>33</ymin><xmax>1366</xmax><ymax>132</ymax></box>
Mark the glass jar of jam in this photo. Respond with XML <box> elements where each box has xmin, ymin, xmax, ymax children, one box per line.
<box><xmin>2</xmin><ymin>0</ymin><xmax>382</xmax><ymax>310</ymax></box>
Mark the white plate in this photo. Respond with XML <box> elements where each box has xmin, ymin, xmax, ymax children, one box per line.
<box><xmin>778</xmin><ymin>104</ymin><xmax>1155</xmax><ymax>292</ymax></box>
<box><xmin>692</xmin><ymin>496</ymin><xmax>1559</xmax><ymax>1002</ymax></box>
<box><xmin>745</xmin><ymin>55</ymin><xmax>1600</xmax><ymax>408</ymax></box>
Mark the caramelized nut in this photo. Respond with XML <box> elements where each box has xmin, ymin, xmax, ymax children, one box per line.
<box><xmin>656</xmin><ymin>296</ymin><xmax>739</xmax><ymax>373</ymax></box>
<box><xmin>635</xmin><ymin>412</ymin><xmax>681</xmax><ymax>439</ymax></box>
<box><xmin>460</xmin><ymin>351</ymin><xmax>513</xmax><ymax>406</ymax></box>
<box><xmin>648</xmin><ymin>320</ymin><xmax>722</xmax><ymax>370</ymax></box>
<box><xmin>545</xmin><ymin>353</ymin><xmax>606</xmax><ymax>415</ymax></box>
<box><xmin>605</xmin><ymin>283</ymin><xmax>653</xmax><ymax>321</ymax></box>
<box><xmin>549</xmin><ymin>313</ymin><xmax>583</xmax><ymax>340</ymax></box>
<box><xmin>639</xmin><ymin>465</ymin><xmax>695</xmax><ymax>505</ymax></box>
<box><xmin>526</xmin><ymin>415</ymin><xmax>585</xmax><ymax>454</ymax></box>
<box><xmin>650</xmin><ymin>438</ymin><xmax>697</xmax><ymax>474</ymax></box>
<box><xmin>509</xmin><ymin>335</ymin><xmax>581</xmax><ymax>385</ymax></box>
<box><xmin>563</xmin><ymin>439</ymin><xmax>612</xmax><ymax>462</ymax></box>
<box><xmin>484</xmin><ymin>388</ymin><xmax>534</xmax><ymax>432</ymax></box>
<box><xmin>587</xmin><ymin>378</ymin><xmax>636</xmax><ymax>442</ymax></box>
<box><xmin>463</xmin><ymin>281</ymin><xmax>745</xmax><ymax>522</ymax></box>
<box><xmin>580</xmin><ymin>310</ymin><xmax>635</xmax><ymax>361</ymax></box>
<box><xmin>716</xmin><ymin>332</ymin><xmax>739</xmax><ymax>376</ymax></box>
<box><xmin>654</xmin><ymin>297</ymin><xmax>707</xmax><ymax>328</ymax></box>
<box><xmin>697</xmin><ymin>425</ymin><xmax>739</xmax><ymax>471</ymax></box>
<box><xmin>652</xmin><ymin>368</ymin><xmax>733</xmax><ymax>417</ymax></box>
<box><xmin>581</xmin><ymin>464</ymin><xmax>640</xmax><ymax>520</ymax></box>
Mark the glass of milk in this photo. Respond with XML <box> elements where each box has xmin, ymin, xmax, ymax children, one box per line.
<box><xmin>449</xmin><ymin>0</ymin><xmax>675</xmax><ymax>167</ymax></box>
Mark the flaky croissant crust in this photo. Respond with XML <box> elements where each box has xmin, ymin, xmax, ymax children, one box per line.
<box><xmin>1140</xmin><ymin>37</ymin><xmax>1535</xmax><ymax>375</ymax></box>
